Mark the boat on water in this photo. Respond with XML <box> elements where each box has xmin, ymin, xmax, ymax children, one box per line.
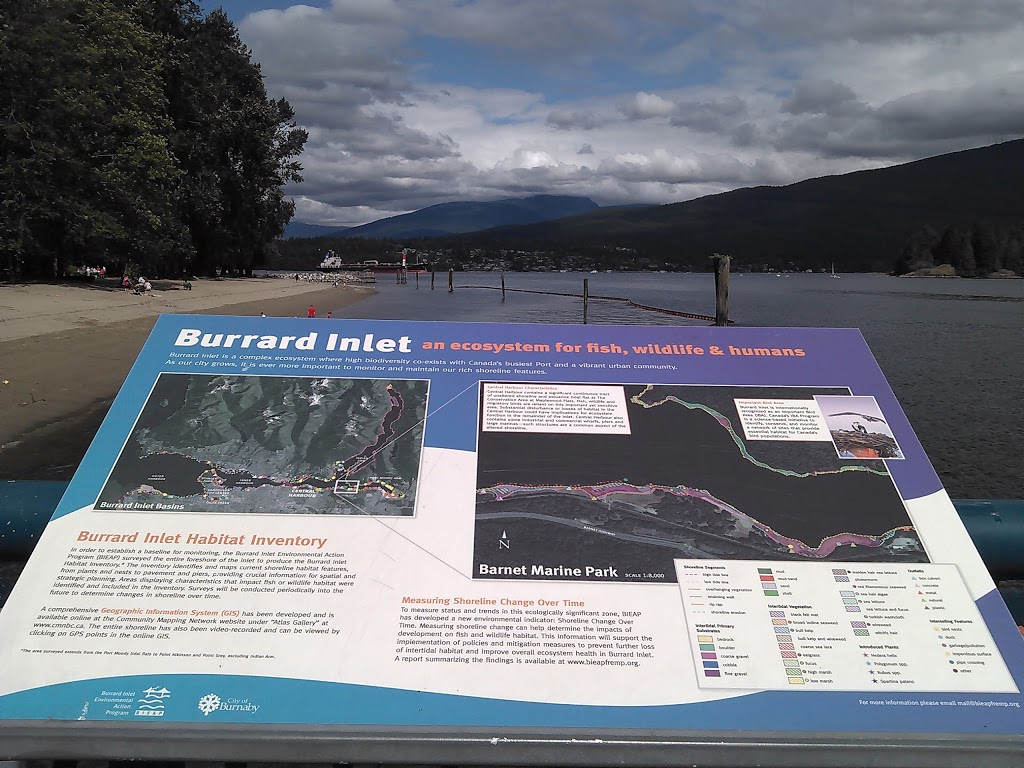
<box><xmin>831</xmin><ymin>262</ymin><xmax>840</xmax><ymax>278</ymax></box>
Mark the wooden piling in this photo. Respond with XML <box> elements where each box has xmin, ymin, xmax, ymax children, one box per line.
<box><xmin>583</xmin><ymin>278</ymin><xmax>589</xmax><ymax>324</ymax></box>
<box><xmin>448</xmin><ymin>268</ymin><xmax>454</xmax><ymax>293</ymax></box>
<box><xmin>431</xmin><ymin>269</ymin><xmax>435</xmax><ymax>290</ymax></box>
<box><xmin>501</xmin><ymin>272</ymin><xmax>506</xmax><ymax>301</ymax></box>
<box><xmin>416</xmin><ymin>271</ymin><xmax>419</xmax><ymax>289</ymax></box>
<box><xmin>712</xmin><ymin>253</ymin><xmax>731</xmax><ymax>326</ymax></box>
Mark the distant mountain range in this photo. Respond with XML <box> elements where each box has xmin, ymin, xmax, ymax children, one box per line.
<box><xmin>280</xmin><ymin>140</ymin><xmax>1024</xmax><ymax>273</ymax></box>
<box><xmin>340</xmin><ymin>195</ymin><xmax>600</xmax><ymax>239</ymax></box>
<box><xmin>282</xmin><ymin>195</ymin><xmax>602</xmax><ymax>241</ymax></box>
<box><xmin>281</xmin><ymin>221</ymin><xmax>349</xmax><ymax>239</ymax></box>
<box><xmin>457</xmin><ymin>139</ymin><xmax>1024</xmax><ymax>272</ymax></box>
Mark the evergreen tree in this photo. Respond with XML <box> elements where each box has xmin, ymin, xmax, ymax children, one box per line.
<box><xmin>895</xmin><ymin>225</ymin><xmax>938</xmax><ymax>274</ymax></box>
<box><xmin>970</xmin><ymin>219</ymin><xmax>1004</xmax><ymax>276</ymax></box>
<box><xmin>1003</xmin><ymin>226</ymin><xmax>1024</xmax><ymax>275</ymax></box>
<box><xmin>931</xmin><ymin>224</ymin><xmax>975</xmax><ymax>276</ymax></box>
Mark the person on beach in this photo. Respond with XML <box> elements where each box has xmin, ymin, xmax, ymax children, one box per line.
<box><xmin>307</xmin><ymin>305</ymin><xmax>316</xmax><ymax>318</ymax></box>
<box><xmin>260</xmin><ymin>312</ymin><xmax>266</xmax><ymax>317</ymax></box>
<box><xmin>326</xmin><ymin>311</ymin><xmax>332</xmax><ymax>318</ymax></box>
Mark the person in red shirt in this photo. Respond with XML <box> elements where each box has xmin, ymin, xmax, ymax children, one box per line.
<box><xmin>307</xmin><ymin>305</ymin><xmax>316</xmax><ymax>318</ymax></box>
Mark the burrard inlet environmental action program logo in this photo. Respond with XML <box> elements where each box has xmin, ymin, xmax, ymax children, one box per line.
<box><xmin>197</xmin><ymin>692</ymin><xmax>261</xmax><ymax>716</ymax></box>
<box><xmin>133</xmin><ymin>686</ymin><xmax>171</xmax><ymax>717</ymax></box>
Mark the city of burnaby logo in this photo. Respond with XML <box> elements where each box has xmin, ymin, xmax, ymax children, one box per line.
<box><xmin>196</xmin><ymin>692</ymin><xmax>261</xmax><ymax>717</ymax></box>
<box><xmin>197</xmin><ymin>693</ymin><xmax>222</xmax><ymax>716</ymax></box>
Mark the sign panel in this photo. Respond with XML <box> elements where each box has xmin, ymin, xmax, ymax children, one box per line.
<box><xmin>0</xmin><ymin>316</ymin><xmax>1021</xmax><ymax>751</ymax></box>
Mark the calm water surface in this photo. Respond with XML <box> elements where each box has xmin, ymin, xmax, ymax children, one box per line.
<box><xmin>327</xmin><ymin>271</ymin><xmax>1023</xmax><ymax>500</ymax></box>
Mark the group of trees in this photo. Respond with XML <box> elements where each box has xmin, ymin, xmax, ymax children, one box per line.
<box><xmin>1</xmin><ymin>0</ymin><xmax>306</xmax><ymax>279</ymax></box>
<box><xmin>896</xmin><ymin>220</ymin><xmax>1024</xmax><ymax>277</ymax></box>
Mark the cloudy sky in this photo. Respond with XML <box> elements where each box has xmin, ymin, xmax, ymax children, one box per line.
<box><xmin>201</xmin><ymin>0</ymin><xmax>1024</xmax><ymax>227</ymax></box>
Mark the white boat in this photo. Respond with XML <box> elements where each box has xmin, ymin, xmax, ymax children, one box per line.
<box><xmin>831</xmin><ymin>263</ymin><xmax>841</xmax><ymax>279</ymax></box>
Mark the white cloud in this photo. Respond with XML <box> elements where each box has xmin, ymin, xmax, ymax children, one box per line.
<box><xmin>495</xmin><ymin>149</ymin><xmax>560</xmax><ymax>171</ymax></box>
<box><xmin>623</xmin><ymin>92</ymin><xmax>678</xmax><ymax>119</ymax></box>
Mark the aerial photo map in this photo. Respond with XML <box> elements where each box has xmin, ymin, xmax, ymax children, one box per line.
<box><xmin>474</xmin><ymin>383</ymin><xmax>928</xmax><ymax>583</ymax></box>
<box><xmin>97</xmin><ymin>374</ymin><xmax>428</xmax><ymax>516</ymax></box>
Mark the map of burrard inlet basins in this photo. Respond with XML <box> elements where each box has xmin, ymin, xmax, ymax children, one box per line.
<box><xmin>474</xmin><ymin>384</ymin><xmax>928</xmax><ymax>583</ymax></box>
<box><xmin>97</xmin><ymin>374</ymin><xmax>427</xmax><ymax>515</ymax></box>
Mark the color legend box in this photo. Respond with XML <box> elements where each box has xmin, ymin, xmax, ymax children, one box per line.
<box><xmin>759</xmin><ymin>568</ymin><xmax>779</xmax><ymax>596</ymax></box>
<box><xmin>695</xmin><ymin>634</ymin><xmax>720</xmax><ymax>677</ymax></box>
<box><xmin>675</xmin><ymin>560</ymin><xmax>1017</xmax><ymax>693</ymax></box>
<box><xmin>770</xmin><ymin>609</ymin><xmax>805</xmax><ymax>684</ymax></box>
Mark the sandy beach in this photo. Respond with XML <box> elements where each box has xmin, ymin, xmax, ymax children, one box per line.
<box><xmin>0</xmin><ymin>276</ymin><xmax>372</xmax><ymax>479</ymax></box>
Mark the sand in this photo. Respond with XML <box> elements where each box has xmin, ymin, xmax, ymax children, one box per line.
<box><xmin>0</xmin><ymin>276</ymin><xmax>372</xmax><ymax>479</ymax></box>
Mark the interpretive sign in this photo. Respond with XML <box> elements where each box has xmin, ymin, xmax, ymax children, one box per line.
<box><xmin>0</xmin><ymin>316</ymin><xmax>1021</xmax><ymax>765</ymax></box>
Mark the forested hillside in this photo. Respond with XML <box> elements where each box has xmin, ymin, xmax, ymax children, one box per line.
<box><xmin>451</xmin><ymin>140</ymin><xmax>1024</xmax><ymax>273</ymax></box>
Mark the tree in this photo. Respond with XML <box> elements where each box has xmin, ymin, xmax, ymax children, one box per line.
<box><xmin>1</xmin><ymin>0</ymin><xmax>186</xmax><ymax>277</ymax></box>
<box><xmin>1004</xmin><ymin>226</ymin><xmax>1024</xmax><ymax>275</ymax></box>
<box><xmin>0</xmin><ymin>1</ymin><xmax>305</xmax><ymax>279</ymax></box>
<box><xmin>163</xmin><ymin>9</ymin><xmax>306</xmax><ymax>276</ymax></box>
<box><xmin>931</xmin><ymin>224</ymin><xmax>975</xmax><ymax>276</ymax></box>
<box><xmin>894</xmin><ymin>225</ymin><xmax>939</xmax><ymax>274</ymax></box>
<box><xmin>970</xmin><ymin>219</ymin><xmax>1004</xmax><ymax>276</ymax></box>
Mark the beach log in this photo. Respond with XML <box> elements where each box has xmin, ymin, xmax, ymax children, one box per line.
<box><xmin>712</xmin><ymin>253</ymin><xmax>731</xmax><ymax>326</ymax></box>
